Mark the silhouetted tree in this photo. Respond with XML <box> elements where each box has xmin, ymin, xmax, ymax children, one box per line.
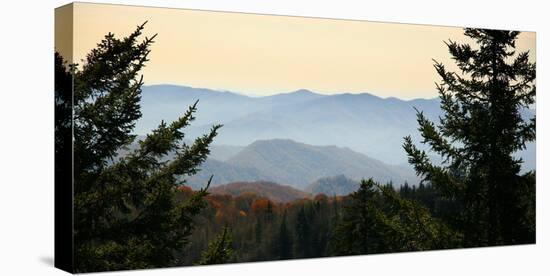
<box><xmin>55</xmin><ymin>51</ymin><xmax>75</xmax><ymax>271</ymax></box>
<box><xmin>404</xmin><ymin>28</ymin><xmax>536</xmax><ymax>246</ymax></box>
<box><xmin>56</xmin><ymin>22</ymin><xmax>222</xmax><ymax>272</ymax></box>
<box><xmin>54</xmin><ymin>52</ymin><xmax>73</xmax><ymax>160</ymax></box>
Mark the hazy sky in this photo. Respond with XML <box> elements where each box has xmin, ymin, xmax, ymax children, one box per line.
<box><xmin>56</xmin><ymin>2</ymin><xmax>536</xmax><ymax>99</ymax></box>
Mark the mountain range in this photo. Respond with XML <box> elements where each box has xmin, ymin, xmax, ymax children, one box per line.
<box><xmin>136</xmin><ymin>84</ymin><xmax>535</xmax><ymax>170</ymax></box>
<box><xmin>136</xmin><ymin>84</ymin><xmax>440</xmax><ymax>165</ymax></box>
<box><xmin>186</xmin><ymin>139</ymin><xmax>418</xmax><ymax>190</ymax></box>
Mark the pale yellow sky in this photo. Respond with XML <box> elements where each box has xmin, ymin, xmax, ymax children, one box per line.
<box><xmin>56</xmin><ymin>2</ymin><xmax>536</xmax><ymax>99</ymax></box>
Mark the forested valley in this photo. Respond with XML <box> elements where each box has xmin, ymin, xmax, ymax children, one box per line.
<box><xmin>178</xmin><ymin>181</ymin><xmax>464</xmax><ymax>264</ymax></box>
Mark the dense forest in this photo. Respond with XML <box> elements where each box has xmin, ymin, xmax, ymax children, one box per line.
<box><xmin>177</xmin><ymin>181</ymin><xmax>458</xmax><ymax>264</ymax></box>
<box><xmin>55</xmin><ymin>22</ymin><xmax>535</xmax><ymax>272</ymax></box>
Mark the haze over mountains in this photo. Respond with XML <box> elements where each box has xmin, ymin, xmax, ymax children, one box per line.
<box><xmin>186</xmin><ymin>139</ymin><xmax>418</xmax><ymax>190</ymax></box>
<box><xmin>305</xmin><ymin>175</ymin><xmax>361</xmax><ymax>196</ymax></box>
<box><xmin>137</xmin><ymin>84</ymin><xmax>442</xmax><ymax>165</ymax></box>
<box><xmin>136</xmin><ymin>84</ymin><xmax>535</xmax><ymax>194</ymax></box>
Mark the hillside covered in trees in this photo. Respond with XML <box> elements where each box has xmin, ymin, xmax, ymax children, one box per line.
<box><xmin>178</xmin><ymin>180</ymin><xmax>468</xmax><ymax>264</ymax></box>
<box><xmin>209</xmin><ymin>181</ymin><xmax>311</xmax><ymax>203</ymax></box>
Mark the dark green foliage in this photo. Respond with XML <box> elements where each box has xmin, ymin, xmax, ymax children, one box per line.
<box><xmin>278</xmin><ymin>212</ymin><xmax>293</xmax><ymax>259</ymax></box>
<box><xmin>398</xmin><ymin>182</ymin><xmax>460</xmax><ymax>223</ymax></box>
<box><xmin>329</xmin><ymin>179</ymin><xmax>460</xmax><ymax>255</ymax></box>
<box><xmin>255</xmin><ymin>218</ymin><xmax>263</xmax><ymax>244</ymax></box>
<box><xmin>266</xmin><ymin>201</ymin><xmax>274</xmax><ymax>221</ymax></box>
<box><xmin>308</xmin><ymin>197</ymin><xmax>332</xmax><ymax>258</ymax></box>
<box><xmin>56</xmin><ymin>23</ymin><xmax>222</xmax><ymax>272</ymax></box>
<box><xmin>55</xmin><ymin>49</ymin><xmax>75</xmax><ymax>273</ymax></box>
<box><xmin>330</xmin><ymin>179</ymin><xmax>383</xmax><ymax>255</ymax></box>
<box><xmin>197</xmin><ymin>227</ymin><xmax>233</xmax><ymax>265</ymax></box>
<box><xmin>294</xmin><ymin>207</ymin><xmax>312</xmax><ymax>257</ymax></box>
<box><xmin>182</xmin><ymin>180</ymin><xmax>459</xmax><ymax>260</ymax></box>
<box><xmin>516</xmin><ymin>172</ymin><xmax>536</xmax><ymax>238</ymax></box>
<box><xmin>54</xmin><ymin>52</ymin><xmax>73</xmax><ymax>159</ymax></box>
<box><xmin>177</xmin><ymin>181</ymin><xmax>466</xmax><ymax>263</ymax></box>
<box><xmin>403</xmin><ymin>29</ymin><xmax>536</xmax><ymax>246</ymax></box>
<box><xmin>374</xmin><ymin>184</ymin><xmax>463</xmax><ymax>251</ymax></box>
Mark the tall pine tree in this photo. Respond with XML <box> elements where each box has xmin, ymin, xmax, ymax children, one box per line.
<box><xmin>278</xmin><ymin>212</ymin><xmax>293</xmax><ymax>259</ymax></box>
<box><xmin>403</xmin><ymin>28</ymin><xmax>536</xmax><ymax>246</ymax></box>
<box><xmin>330</xmin><ymin>179</ymin><xmax>461</xmax><ymax>255</ymax></box>
<box><xmin>329</xmin><ymin>179</ymin><xmax>384</xmax><ymax>255</ymax></box>
<box><xmin>295</xmin><ymin>206</ymin><xmax>312</xmax><ymax>258</ymax></box>
<box><xmin>196</xmin><ymin>227</ymin><xmax>233</xmax><ymax>265</ymax></box>
<box><xmin>55</xmin><ymin>22</ymin><xmax>222</xmax><ymax>272</ymax></box>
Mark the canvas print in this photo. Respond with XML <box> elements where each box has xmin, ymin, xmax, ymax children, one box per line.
<box><xmin>55</xmin><ymin>2</ymin><xmax>536</xmax><ymax>273</ymax></box>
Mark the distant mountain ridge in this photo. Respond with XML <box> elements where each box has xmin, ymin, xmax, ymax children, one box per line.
<box><xmin>137</xmin><ymin>85</ymin><xmax>323</xmax><ymax>133</ymax></box>
<box><xmin>137</xmin><ymin>84</ymin><xmax>535</xmax><ymax>170</ymax></box>
<box><xmin>137</xmin><ymin>84</ymin><xmax>439</xmax><ymax>165</ymax></box>
<box><xmin>187</xmin><ymin>139</ymin><xmax>419</xmax><ymax>190</ymax></box>
<box><xmin>209</xmin><ymin>181</ymin><xmax>311</xmax><ymax>203</ymax></box>
<box><xmin>305</xmin><ymin>175</ymin><xmax>361</xmax><ymax>196</ymax></box>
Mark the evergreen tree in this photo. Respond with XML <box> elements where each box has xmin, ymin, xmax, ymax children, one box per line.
<box><xmin>330</xmin><ymin>179</ymin><xmax>461</xmax><ymax>255</ymax></box>
<box><xmin>278</xmin><ymin>212</ymin><xmax>293</xmax><ymax>259</ymax></box>
<box><xmin>55</xmin><ymin>51</ymin><xmax>75</xmax><ymax>271</ymax></box>
<box><xmin>54</xmin><ymin>52</ymin><xmax>73</xmax><ymax>161</ymax></box>
<box><xmin>403</xmin><ymin>28</ymin><xmax>536</xmax><ymax>246</ymax></box>
<box><xmin>295</xmin><ymin>206</ymin><xmax>312</xmax><ymax>257</ymax></box>
<box><xmin>197</xmin><ymin>227</ymin><xmax>233</xmax><ymax>265</ymax></box>
<box><xmin>266</xmin><ymin>200</ymin><xmax>274</xmax><ymax>221</ymax></box>
<box><xmin>255</xmin><ymin>217</ymin><xmax>263</xmax><ymax>244</ymax></box>
<box><xmin>330</xmin><ymin>179</ymin><xmax>384</xmax><ymax>255</ymax></box>
<box><xmin>374</xmin><ymin>184</ymin><xmax>462</xmax><ymax>251</ymax></box>
<box><xmin>56</xmin><ymin>22</ymin><xmax>222</xmax><ymax>272</ymax></box>
<box><xmin>310</xmin><ymin>197</ymin><xmax>330</xmax><ymax>257</ymax></box>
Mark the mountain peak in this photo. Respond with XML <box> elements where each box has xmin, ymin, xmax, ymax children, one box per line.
<box><xmin>306</xmin><ymin>175</ymin><xmax>360</xmax><ymax>196</ymax></box>
<box><xmin>226</xmin><ymin>138</ymin><xmax>418</xmax><ymax>189</ymax></box>
<box><xmin>247</xmin><ymin>138</ymin><xmax>303</xmax><ymax>149</ymax></box>
<box><xmin>340</xmin><ymin>92</ymin><xmax>381</xmax><ymax>99</ymax></box>
<box><xmin>291</xmin><ymin>89</ymin><xmax>315</xmax><ymax>95</ymax></box>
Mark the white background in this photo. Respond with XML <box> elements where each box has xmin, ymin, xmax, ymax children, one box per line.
<box><xmin>0</xmin><ymin>0</ymin><xmax>548</xmax><ymax>275</ymax></box>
